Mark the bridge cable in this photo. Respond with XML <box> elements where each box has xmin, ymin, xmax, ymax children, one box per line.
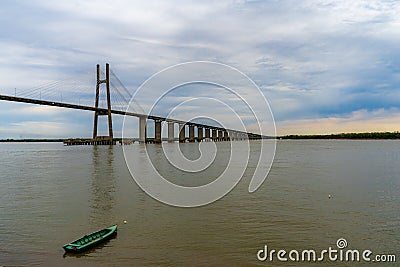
<box><xmin>110</xmin><ymin>68</ymin><xmax>145</xmax><ymax>114</ymax></box>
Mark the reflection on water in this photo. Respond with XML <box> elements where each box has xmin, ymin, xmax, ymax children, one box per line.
<box><xmin>89</xmin><ymin>146</ymin><xmax>116</xmax><ymax>225</ymax></box>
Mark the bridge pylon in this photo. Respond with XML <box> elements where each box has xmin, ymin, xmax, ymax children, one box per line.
<box><xmin>92</xmin><ymin>63</ymin><xmax>114</xmax><ymax>143</ymax></box>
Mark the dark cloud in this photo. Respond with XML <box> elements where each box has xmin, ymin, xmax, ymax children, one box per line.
<box><xmin>0</xmin><ymin>0</ymin><xmax>399</xmax><ymax>137</ymax></box>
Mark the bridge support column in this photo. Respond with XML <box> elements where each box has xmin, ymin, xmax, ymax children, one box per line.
<box><xmin>197</xmin><ymin>127</ymin><xmax>203</xmax><ymax>142</ymax></box>
<box><xmin>229</xmin><ymin>131</ymin><xmax>235</xmax><ymax>141</ymax></box>
<box><xmin>188</xmin><ymin>125</ymin><xmax>195</xmax><ymax>142</ymax></box>
<box><xmin>93</xmin><ymin>63</ymin><xmax>113</xmax><ymax>142</ymax></box>
<box><xmin>212</xmin><ymin>128</ymin><xmax>217</xmax><ymax>141</ymax></box>
<box><xmin>179</xmin><ymin>123</ymin><xmax>186</xmax><ymax>143</ymax></box>
<box><xmin>154</xmin><ymin>120</ymin><xmax>162</xmax><ymax>143</ymax></box>
<box><xmin>223</xmin><ymin>130</ymin><xmax>229</xmax><ymax>141</ymax></box>
<box><xmin>205</xmin><ymin>128</ymin><xmax>210</xmax><ymax>141</ymax></box>
<box><xmin>139</xmin><ymin>116</ymin><xmax>146</xmax><ymax>143</ymax></box>
<box><xmin>168</xmin><ymin>122</ymin><xmax>174</xmax><ymax>142</ymax></box>
<box><xmin>218</xmin><ymin>130</ymin><xmax>223</xmax><ymax>141</ymax></box>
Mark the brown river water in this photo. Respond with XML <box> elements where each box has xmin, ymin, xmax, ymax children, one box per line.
<box><xmin>0</xmin><ymin>140</ymin><xmax>398</xmax><ymax>266</ymax></box>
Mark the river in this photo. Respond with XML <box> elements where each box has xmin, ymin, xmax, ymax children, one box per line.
<box><xmin>0</xmin><ymin>140</ymin><xmax>398</xmax><ymax>266</ymax></box>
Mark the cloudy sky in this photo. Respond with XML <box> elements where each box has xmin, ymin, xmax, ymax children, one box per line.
<box><xmin>0</xmin><ymin>0</ymin><xmax>399</xmax><ymax>138</ymax></box>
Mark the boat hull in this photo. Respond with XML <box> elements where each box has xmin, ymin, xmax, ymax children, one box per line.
<box><xmin>63</xmin><ymin>225</ymin><xmax>117</xmax><ymax>253</ymax></box>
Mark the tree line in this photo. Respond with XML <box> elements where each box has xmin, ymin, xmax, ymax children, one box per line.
<box><xmin>280</xmin><ymin>131</ymin><xmax>400</xmax><ymax>139</ymax></box>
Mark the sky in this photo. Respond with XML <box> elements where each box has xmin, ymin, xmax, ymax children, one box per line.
<box><xmin>0</xmin><ymin>0</ymin><xmax>399</xmax><ymax>138</ymax></box>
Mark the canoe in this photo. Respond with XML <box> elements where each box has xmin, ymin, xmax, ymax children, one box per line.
<box><xmin>63</xmin><ymin>225</ymin><xmax>117</xmax><ymax>253</ymax></box>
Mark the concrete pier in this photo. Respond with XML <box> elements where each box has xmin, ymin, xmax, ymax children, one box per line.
<box><xmin>188</xmin><ymin>124</ymin><xmax>195</xmax><ymax>142</ymax></box>
<box><xmin>212</xmin><ymin>129</ymin><xmax>217</xmax><ymax>141</ymax></box>
<box><xmin>218</xmin><ymin>130</ymin><xmax>223</xmax><ymax>141</ymax></box>
<box><xmin>139</xmin><ymin>116</ymin><xmax>146</xmax><ymax>143</ymax></box>
<box><xmin>205</xmin><ymin>128</ymin><xmax>210</xmax><ymax>140</ymax></box>
<box><xmin>64</xmin><ymin>136</ymin><xmax>116</xmax><ymax>146</ymax></box>
<box><xmin>179</xmin><ymin>123</ymin><xmax>186</xmax><ymax>143</ymax></box>
<box><xmin>229</xmin><ymin>131</ymin><xmax>236</xmax><ymax>141</ymax></box>
<box><xmin>168</xmin><ymin>122</ymin><xmax>174</xmax><ymax>142</ymax></box>
<box><xmin>154</xmin><ymin>120</ymin><xmax>162</xmax><ymax>143</ymax></box>
<box><xmin>197</xmin><ymin>127</ymin><xmax>203</xmax><ymax>142</ymax></box>
<box><xmin>223</xmin><ymin>130</ymin><xmax>229</xmax><ymax>141</ymax></box>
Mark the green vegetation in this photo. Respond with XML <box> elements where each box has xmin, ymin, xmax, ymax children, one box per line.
<box><xmin>280</xmin><ymin>131</ymin><xmax>400</xmax><ymax>139</ymax></box>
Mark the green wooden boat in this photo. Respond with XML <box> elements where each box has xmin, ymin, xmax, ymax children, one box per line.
<box><xmin>63</xmin><ymin>225</ymin><xmax>117</xmax><ymax>253</ymax></box>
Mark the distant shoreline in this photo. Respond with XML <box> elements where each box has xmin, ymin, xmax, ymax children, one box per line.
<box><xmin>0</xmin><ymin>138</ymin><xmax>131</xmax><ymax>143</ymax></box>
<box><xmin>279</xmin><ymin>131</ymin><xmax>400</xmax><ymax>140</ymax></box>
<box><xmin>0</xmin><ymin>139</ymin><xmax>66</xmax><ymax>142</ymax></box>
<box><xmin>1</xmin><ymin>132</ymin><xmax>399</xmax><ymax>142</ymax></box>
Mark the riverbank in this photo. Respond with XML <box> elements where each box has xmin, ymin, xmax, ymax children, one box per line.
<box><xmin>280</xmin><ymin>131</ymin><xmax>400</xmax><ymax>139</ymax></box>
<box><xmin>1</xmin><ymin>131</ymin><xmax>400</xmax><ymax>142</ymax></box>
<box><xmin>0</xmin><ymin>138</ymin><xmax>66</xmax><ymax>142</ymax></box>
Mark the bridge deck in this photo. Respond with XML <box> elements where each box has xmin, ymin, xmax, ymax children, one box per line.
<box><xmin>0</xmin><ymin>94</ymin><xmax>263</xmax><ymax>136</ymax></box>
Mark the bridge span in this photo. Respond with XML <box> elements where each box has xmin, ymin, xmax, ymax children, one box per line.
<box><xmin>0</xmin><ymin>64</ymin><xmax>265</xmax><ymax>144</ymax></box>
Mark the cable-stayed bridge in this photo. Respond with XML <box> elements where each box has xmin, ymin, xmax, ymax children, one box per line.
<box><xmin>0</xmin><ymin>64</ymin><xmax>264</xmax><ymax>145</ymax></box>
